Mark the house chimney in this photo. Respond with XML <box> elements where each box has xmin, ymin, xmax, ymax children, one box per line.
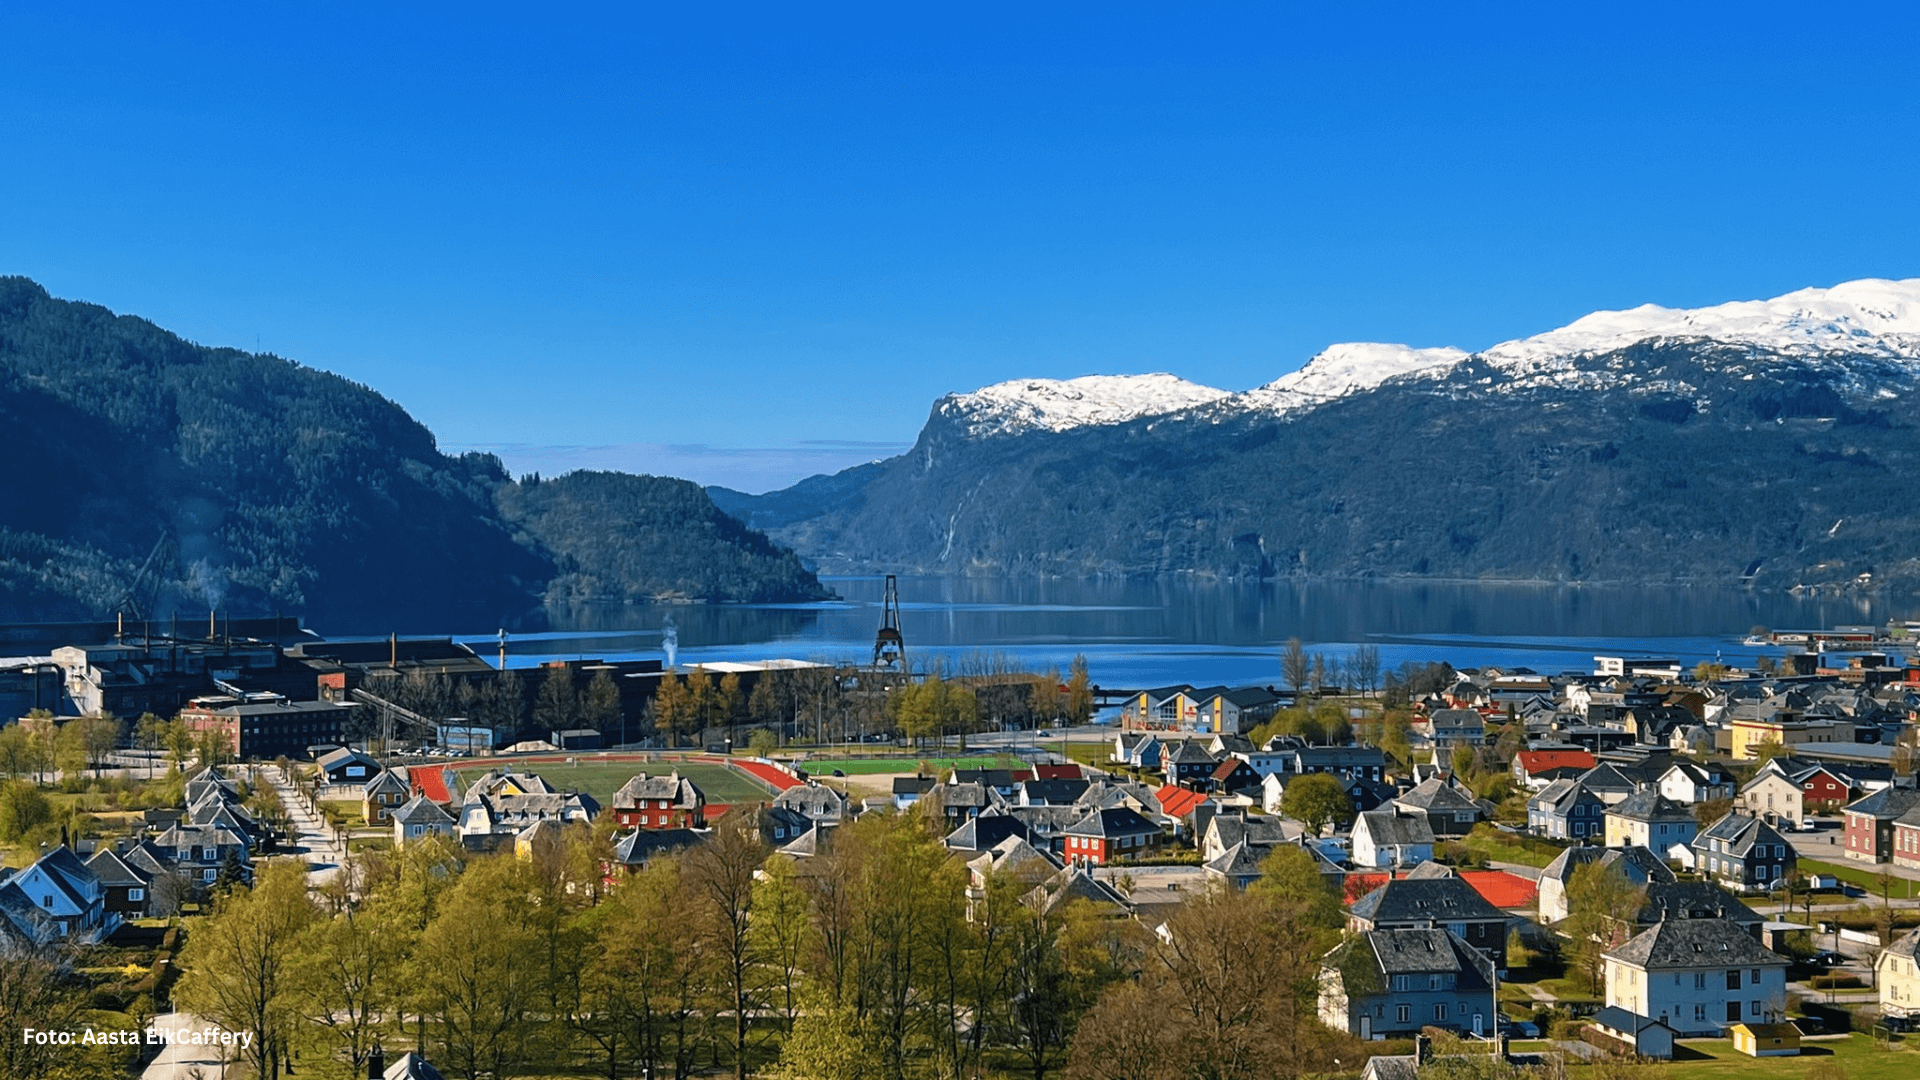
<box><xmin>368</xmin><ymin>1041</ymin><xmax>385</xmax><ymax>1079</ymax></box>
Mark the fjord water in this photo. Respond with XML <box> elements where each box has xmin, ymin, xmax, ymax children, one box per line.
<box><xmin>478</xmin><ymin>577</ymin><xmax>1915</xmax><ymax>690</ymax></box>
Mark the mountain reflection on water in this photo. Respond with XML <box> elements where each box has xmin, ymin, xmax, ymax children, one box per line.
<box><xmin>450</xmin><ymin>577</ymin><xmax>1913</xmax><ymax>692</ymax></box>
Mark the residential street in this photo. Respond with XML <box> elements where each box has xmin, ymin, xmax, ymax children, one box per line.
<box><xmin>258</xmin><ymin>764</ymin><xmax>348</xmax><ymax>890</ymax></box>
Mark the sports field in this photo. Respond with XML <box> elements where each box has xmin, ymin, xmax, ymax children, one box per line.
<box><xmin>798</xmin><ymin>756</ymin><xmax>1015</xmax><ymax>775</ymax></box>
<box><xmin>452</xmin><ymin>760</ymin><xmax>772</xmax><ymax>805</ymax></box>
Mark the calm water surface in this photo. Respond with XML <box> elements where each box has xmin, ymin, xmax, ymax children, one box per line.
<box><xmin>456</xmin><ymin>578</ymin><xmax>1917</xmax><ymax>690</ymax></box>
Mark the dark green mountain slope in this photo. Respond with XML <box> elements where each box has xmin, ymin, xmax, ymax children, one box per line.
<box><xmin>734</xmin><ymin>341</ymin><xmax>1920</xmax><ymax>591</ymax></box>
<box><xmin>0</xmin><ymin>277</ymin><xmax>826</xmax><ymax>625</ymax></box>
<box><xmin>498</xmin><ymin>471</ymin><xmax>833</xmax><ymax>604</ymax></box>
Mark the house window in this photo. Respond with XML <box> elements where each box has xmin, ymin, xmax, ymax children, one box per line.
<box><xmin>203</xmin><ymin>869</ymin><xmax>218</xmax><ymax>882</ymax></box>
<box><xmin>1727</xmin><ymin>970</ymin><xmax>1741</xmax><ymax>990</ymax></box>
<box><xmin>1393</xmin><ymin>975</ymin><xmax>1410</xmax><ymax>992</ymax></box>
<box><xmin>128</xmin><ymin>888</ymin><xmax>144</xmax><ymax>901</ymax></box>
<box><xmin>1430</xmin><ymin>975</ymin><xmax>1441</xmax><ymax>991</ymax></box>
<box><xmin>1694</xmin><ymin>1004</ymin><xmax>1706</xmax><ymax>1022</ymax></box>
<box><xmin>1751</xmin><ymin>1000</ymin><xmax>1761</xmax><ymax>1016</ymax></box>
<box><xmin>1397</xmin><ymin>1005</ymin><xmax>1411</xmax><ymax>1024</ymax></box>
<box><xmin>1751</xmin><ymin>968</ymin><xmax>1762</xmax><ymax>983</ymax></box>
<box><xmin>1694</xmin><ymin>973</ymin><xmax>1707</xmax><ymax>989</ymax></box>
<box><xmin>1434</xmin><ymin>1003</ymin><xmax>1447</xmax><ymax>1021</ymax></box>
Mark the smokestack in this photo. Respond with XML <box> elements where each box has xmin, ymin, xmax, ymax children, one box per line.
<box><xmin>390</xmin><ymin>633</ymin><xmax>397</xmax><ymax>668</ymax></box>
<box><xmin>209</xmin><ymin>609</ymin><xmax>216</xmax><ymax>641</ymax></box>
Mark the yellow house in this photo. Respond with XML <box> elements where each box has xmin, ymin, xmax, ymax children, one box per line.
<box><xmin>1879</xmin><ymin>928</ymin><xmax>1920</xmax><ymax>1026</ymax></box>
<box><xmin>1730</xmin><ymin>717</ymin><xmax>1855</xmax><ymax>760</ymax></box>
<box><xmin>1728</xmin><ymin>1022</ymin><xmax>1800</xmax><ymax>1057</ymax></box>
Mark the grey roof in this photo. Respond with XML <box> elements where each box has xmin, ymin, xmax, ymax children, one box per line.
<box><xmin>1885</xmin><ymin>927</ymin><xmax>1920</xmax><ymax>962</ymax></box>
<box><xmin>85</xmin><ymin>848</ymin><xmax>151</xmax><ymax>888</ymax></box>
<box><xmin>1366</xmin><ymin>928</ymin><xmax>1495</xmax><ymax>983</ymax></box>
<box><xmin>1204</xmin><ymin>841</ymin><xmax>1267</xmax><ymax>880</ymax></box>
<box><xmin>1608</xmin><ymin>789</ymin><xmax>1693</xmax><ymax>823</ymax></box>
<box><xmin>612</xmin><ymin>771</ymin><xmax>704</xmax><ymax>810</ymax></box>
<box><xmin>1348</xmin><ymin>876</ymin><xmax>1505</xmax><ymax>926</ymax></box>
<box><xmin>1846</xmin><ymin>787</ymin><xmax>1920</xmax><ymax>819</ymax></box>
<box><xmin>1207</xmin><ymin>814</ymin><xmax>1292</xmax><ymax>851</ymax></box>
<box><xmin>1395</xmin><ymin>778</ymin><xmax>1480</xmax><ymax>814</ymax></box>
<box><xmin>384</xmin><ymin>1051</ymin><xmax>449</xmax><ymax>1080</ymax></box>
<box><xmin>966</xmin><ymin>835</ymin><xmax>1060</xmax><ymax>882</ymax></box>
<box><xmin>1360</xmin><ymin>1056</ymin><xmax>1420</xmax><ymax>1080</ymax></box>
<box><xmin>1593</xmin><ymin>1006</ymin><xmax>1674</xmax><ymax>1035</ymax></box>
<box><xmin>1606</xmin><ymin>917</ymin><xmax>1787</xmax><ymax>970</ymax></box>
<box><xmin>1064</xmin><ymin>806</ymin><xmax>1160</xmax><ymax>839</ymax></box>
<box><xmin>1640</xmin><ymin>882</ymin><xmax>1761</xmax><ymax>927</ymax></box>
<box><xmin>611</xmin><ymin>827</ymin><xmax>703</xmax><ymax>865</ymax></box>
<box><xmin>1693</xmin><ymin>811</ymin><xmax>1791</xmax><ymax>859</ymax></box>
<box><xmin>892</xmin><ymin>775</ymin><xmax>936</xmax><ymax>797</ymax></box>
<box><xmin>1026</xmin><ymin>865</ymin><xmax>1132</xmax><ymax>917</ymax></box>
<box><xmin>1403</xmin><ymin>860</ymin><xmax>1455</xmax><ymax>880</ymax></box>
<box><xmin>393</xmin><ymin>794</ymin><xmax>456</xmax><ymax>826</ymax></box>
<box><xmin>1355</xmin><ymin>810</ymin><xmax>1437</xmax><ymax>848</ymax></box>
<box><xmin>1579</xmin><ymin>763</ymin><xmax>1641</xmax><ymax>793</ymax></box>
<box><xmin>1166</xmin><ymin>741</ymin><xmax>1219</xmax><ymax>765</ymax></box>
<box><xmin>1020</xmin><ymin>778</ymin><xmax>1091</xmax><ymax>804</ymax></box>
<box><xmin>944</xmin><ymin>814</ymin><xmax>1029</xmax><ymax>852</ymax></box>
<box><xmin>1529</xmin><ymin>777</ymin><xmax>1602</xmax><ymax>814</ymax></box>
<box><xmin>1540</xmin><ymin>844</ymin><xmax>1675</xmax><ymax>886</ymax></box>
<box><xmin>317</xmin><ymin>746</ymin><xmax>381</xmax><ymax>773</ymax></box>
<box><xmin>774</xmin><ymin>782</ymin><xmax>849</xmax><ymax>820</ymax></box>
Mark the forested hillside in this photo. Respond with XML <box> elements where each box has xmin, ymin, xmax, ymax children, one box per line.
<box><xmin>0</xmin><ymin>278</ymin><xmax>827</xmax><ymax>625</ymax></box>
<box><xmin>497</xmin><ymin>471</ymin><xmax>833</xmax><ymax>604</ymax></box>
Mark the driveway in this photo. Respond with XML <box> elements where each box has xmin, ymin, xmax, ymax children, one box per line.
<box><xmin>141</xmin><ymin>1013</ymin><xmax>243</xmax><ymax>1080</ymax></box>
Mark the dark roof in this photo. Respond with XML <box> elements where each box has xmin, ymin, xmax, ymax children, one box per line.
<box><xmin>1694</xmin><ymin>811</ymin><xmax>1791</xmax><ymax>858</ymax></box>
<box><xmin>1593</xmin><ymin>1006</ymin><xmax>1673</xmax><ymax>1035</ymax></box>
<box><xmin>1606</xmin><ymin>917</ymin><xmax>1787</xmax><ymax>969</ymax></box>
<box><xmin>1608</xmin><ymin>789</ymin><xmax>1692</xmax><ymax>823</ymax></box>
<box><xmin>1640</xmin><ymin>882</ymin><xmax>1761</xmax><ymax>926</ymax></box>
<box><xmin>1166</xmin><ymin>741</ymin><xmax>1219</xmax><ymax>765</ymax></box>
<box><xmin>1395</xmin><ymin>778</ymin><xmax>1480</xmax><ymax>814</ymax></box>
<box><xmin>1348</xmin><ymin>876</ymin><xmax>1506</xmax><ymax>925</ymax></box>
<box><xmin>1020</xmin><ymin>778</ymin><xmax>1090</xmax><ymax>804</ymax></box>
<box><xmin>1064</xmin><ymin>806</ymin><xmax>1160</xmax><ymax>839</ymax></box>
<box><xmin>611</xmin><ymin>828</ymin><xmax>704</xmax><ymax>865</ymax></box>
<box><xmin>85</xmin><ymin>848</ymin><xmax>152</xmax><ymax>888</ymax></box>
<box><xmin>892</xmin><ymin>776</ymin><xmax>936</xmax><ymax>797</ymax></box>
<box><xmin>1845</xmin><ymin>787</ymin><xmax>1920</xmax><ymax>819</ymax></box>
<box><xmin>1355</xmin><ymin>810</ymin><xmax>1436</xmax><ymax>847</ymax></box>
<box><xmin>945</xmin><ymin>814</ymin><xmax>1029</xmax><ymax>852</ymax></box>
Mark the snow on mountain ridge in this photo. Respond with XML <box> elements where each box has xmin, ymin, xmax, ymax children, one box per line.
<box><xmin>1237</xmin><ymin>342</ymin><xmax>1470</xmax><ymax>415</ymax></box>
<box><xmin>941</xmin><ymin>373</ymin><xmax>1232</xmax><ymax>436</ymax></box>
<box><xmin>945</xmin><ymin>278</ymin><xmax>1920</xmax><ymax>437</ymax></box>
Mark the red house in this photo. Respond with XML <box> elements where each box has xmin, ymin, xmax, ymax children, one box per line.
<box><xmin>1798</xmin><ymin>766</ymin><xmax>1857</xmax><ymax>812</ymax></box>
<box><xmin>1842</xmin><ymin>788</ymin><xmax>1920</xmax><ymax>863</ymax></box>
<box><xmin>1063</xmin><ymin>807</ymin><xmax>1162</xmax><ymax>866</ymax></box>
<box><xmin>611</xmin><ymin>771</ymin><xmax>706</xmax><ymax>830</ymax></box>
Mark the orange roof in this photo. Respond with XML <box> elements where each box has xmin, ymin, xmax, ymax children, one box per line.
<box><xmin>1155</xmin><ymin>784</ymin><xmax>1207</xmax><ymax>818</ymax></box>
<box><xmin>701</xmin><ymin>804</ymin><xmax>732</xmax><ymax>822</ymax></box>
<box><xmin>1461</xmin><ymin>870</ymin><xmax>1538</xmax><ymax>908</ymax></box>
<box><xmin>1515</xmin><ymin>750</ymin><xmax>1596</xmax><ymax>774</ymax></box>
<box><xmin>413</xmin><ymin>764</ymin><xmax>452</xmax><ymax>803</ymax></box>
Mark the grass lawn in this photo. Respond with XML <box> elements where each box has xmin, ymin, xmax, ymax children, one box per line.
<box><xmin>1459</xmin><ymin>825</ymin><xmax>1568</xmax><ymax>869</ymax></box>
<box><xmin>1798</xmin><ymin>857</ymin><xmax>1920</xmax><ymax>900</ymax></box>
<box><xmin>1062</xmin><ymin>740</ymin><xmax>1113</xmax><ymax>769</ymax></box>
<box><xmin>1650</xmin><ymin>1033</ymin><xmax>1915</xmax><ymax>1080</ymax></box>
<box><xmin>453</xmin><ymin>761</ymin><xmax>771</xmax><ymax>805</ymax></box>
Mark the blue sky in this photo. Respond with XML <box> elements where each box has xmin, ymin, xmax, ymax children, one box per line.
<box><xmin>4</xmin><ymin>4</ymin><xmax>1918</xmax><ymax>492</ymax></box>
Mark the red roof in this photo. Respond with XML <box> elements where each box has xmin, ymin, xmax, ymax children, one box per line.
<box><xmin>413</xmin><ymin>764</ymin><xmax>452</xmax><ymax>803</ymax></box>
<box><xmin>1034</xmin><ymin>763</ymin><xmax>1083</xmax><ymax>780</ymax></box>
<box><xmin>1341</xmin><ymin>868</ymin><xmax>1538</xmax><ymax>909</ymax></box>
<box><xmin>1515</xmin><ymin>750</ymin><xmax>1596</xmax><ymax>775</ymax></box>
<box><xmin>1155</xmin><ymin>784</ymin><xmax>1207</xmax><ymax>818</ymax></box>
<box><xmin>701</xmin><ymin>804</ymin><xmax>732</xmax><ymax>822</ymax></box>
<box><xmin>1461</xmin><ymin>870</ymin><xmax>1537</xmax><ymax>909</ymax></box>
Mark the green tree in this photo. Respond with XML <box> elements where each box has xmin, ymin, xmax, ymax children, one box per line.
<box><xmin>1250</xmin><ymin>845</ymin><xmax>1344</xmax><ymax>947</ymax></box>
<box><xmin>764</xmin><ymin>994</ymin><xmax>888</xmax><ymax>1080</ymax></box>
<box><xmin>175</xmin><ymin>861</ymin><xmax>317</xmax><ymax>1080</ymax></box>
<box><xmin>582</xmin><ymin>668</ymin><xmax>622</xmax><ymax>735</ymax></box>
<box><xmin>653</xmin><ymin>672</ymin><xmax>690</xmax><ymax>744</ymax></box>
<box><xmin>288</xmin><ymin>903</ymin><xmax>397</xmax><ymax>1078</ymax></box>
<box><xmin>1067</xmin><ymin>654</ymin><xmax>1095</xmax><ymax>724</ymax></box>
<box><xmin>1281</xmin><ymin>773</ymin><xmax>1353</xmax><ymax>836</ymax></box>
<box><xmin>0</xmin><ymin>781</ymin><xmax>53</xmax><ymax>842</ymax></box>
<box><xmin>684</xmin><ymin>812</ymin><xmax>768</xmax><ymax>1080</ymax></box>
<box><xmin>534</xmin><ymin>664</ymin><xmax>578</xmax><ymax>733</ymax></box>
<box><xmin>410</xmin><ymin>854</ymin><xmax>550</xmax><ymax>1080</ymax></box>
<box><xmin>134</xmin><ymin>712</ymin><xmax>168</xmax><ymax>777</ymax></box>
<box><xmin>1564</xmin><ymin>861</ymin><xmax>1646</xmax><ymax>994</ymax></box>
<box><xmin>752</xmin><ymin>854</ymin><xmax>816</xmax><ymax>1033</ymax></box>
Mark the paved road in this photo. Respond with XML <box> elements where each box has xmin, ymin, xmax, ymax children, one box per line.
<box><xmin>140</xmin><ymin>1012</ymin><xmax>242</xmax><ymax>1080</ymax></box>
<box><xmin>259</xmin><ymin>765</ymin><xmax>347</xmax><ymax>890</ymax></box>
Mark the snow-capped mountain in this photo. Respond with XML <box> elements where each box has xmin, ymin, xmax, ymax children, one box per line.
<box><xmin>941</xmin><ymin>278</ymin><xmax>1920</xmax><ymax>437</ymax></box>
<box><xmin>728</xmin><ymin>275</ymin><xmax>1920</xmax><ymax>592</ymax></box>
<box><xmin>937</xmin><ymin>373</ymin><xmax>1232</xmax><ymax>437</ymax></box>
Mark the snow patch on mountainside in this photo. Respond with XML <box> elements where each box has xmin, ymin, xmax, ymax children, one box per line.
<box><xmin>1484</xmin><ymin>277</ymin><xmax>1920</xmax><ymax>369</ymax></box>
<box><xmin>1237</xmin><ymin>342</ymin><xmax>1469</xmax><ymax>414</ymax></box>
<box><xmin>941</xmin><ymin>373</ymin><xmax>1232</xmax><ymax>436</ymax></box>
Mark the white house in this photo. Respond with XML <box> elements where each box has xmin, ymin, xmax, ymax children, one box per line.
<box><xmin>1351</xmin><ymin>810</ymin><xmax>1436</xmax><ymax>870</ymax></box>
<box><xmin>1603</xmin><ymin>919</ymin><xmax>1788</xmax><ymax>1037</ymax></box>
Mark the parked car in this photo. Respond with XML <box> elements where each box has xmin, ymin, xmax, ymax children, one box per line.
<box><xmin>1812</xmin><ymin>951</ymin><xmax>1845</xmax><ymax>967</ymax></box>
